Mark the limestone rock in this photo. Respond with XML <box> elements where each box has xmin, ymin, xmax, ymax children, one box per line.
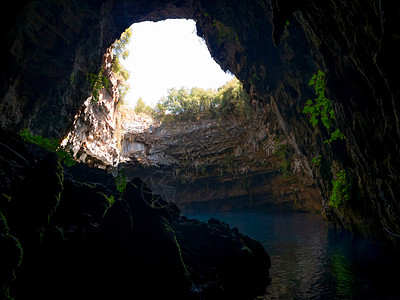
<box><xmin>61</xmin><ymin>47</ymin><xmax>121</xmax><ymax>168</ymax></box>
<box><xmin>120</xmin><ymin>113</ymin><xmax>321</xmax><ymax>213</ymax></box>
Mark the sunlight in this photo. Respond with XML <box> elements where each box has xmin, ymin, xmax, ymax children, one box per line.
<box><xmin>121</xmin><ymin>19</ymin><xmax>234</xmax><ymax>107</ymax></box>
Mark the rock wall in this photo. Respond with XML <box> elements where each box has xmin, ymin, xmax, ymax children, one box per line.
<box><xmin>194</xmin><ymin>0</ymin><xmax>400</xmax><ymax>242</ymax></box>
<box><xmin>61</xmin><ymin>47</ymin><xmax>121</xmax><ymax>168</ymax></box>
<box><xmin>1</xmin><ymin>0</ymin><xmax>400</xmax><ymax>243</ymax></box>
<box><xmin>119</xmin><ymin>108</ymin><xmax>321</xmax><ymax>213</ymax></box>
<box><xmin>0</xmin><ymin>0</ymin><xmax>196</xmax><ymax>136</ymax></box>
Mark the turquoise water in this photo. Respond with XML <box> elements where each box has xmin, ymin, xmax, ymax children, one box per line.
<box><xmin>185</xmin><ymin>211</ymin><xmax>400</xmax><ymax>300</ymax></box>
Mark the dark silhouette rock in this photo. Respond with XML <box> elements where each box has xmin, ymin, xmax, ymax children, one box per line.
<box><xmin>174</xmin><ymin>217</ymin><xmax>271</xmax><ymax>299</ymax></box>
<box><xmin>102</xmin><ymin>199</ymin><xmax>133</xmax><ymax>250</ymax></box>
<box><xmin>7</xmin><ymin>152</ymin><xmax>64</xmax><ymax>245</ymax></box>
<box><xmin>0</xmin><ymin>211</ymin><xmax>22</xmax><ymax>300</ymax></box>
<box><xmin>0</xmin><ymin>133</ymin><xmax>270</xmax><ymax>299</ymax></box>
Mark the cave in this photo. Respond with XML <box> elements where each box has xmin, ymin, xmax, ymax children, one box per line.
<box><xmin>1</xmin><ymin>0</ymin><xmax>400</xmax><ymax>299</ymax></box>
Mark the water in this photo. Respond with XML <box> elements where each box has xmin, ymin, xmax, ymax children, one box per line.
<box><xmin>185</xmin><ymin>211</ymin><xmax>400</xmax><ymax>300</ymax></box>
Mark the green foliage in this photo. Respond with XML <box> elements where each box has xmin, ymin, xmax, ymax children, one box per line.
<box><xmin>153</xmin><ymin>78</ymin><xmax>252</xmax><ymax>122</ymax></box>
<box><xmin>2</xmin><ymin>194</ymin><xmax>12</xmax><ymax>203</ymax></box>
<box><xmin>312</xmin><ymin>155</ymin><xmax>322</xmax><ymax>166</ymax></box>
<box><xmin>162</xmin><ymin>218</ymin><xmax>191</xmax><ymax>277</ymax></box>
<box><xmin>215</xmin><ymin>78</ymin><xmax>252</xmax><ymax>120</ymax></box>
<box><xmin>248</xmin><ymin>72</ymin><xmax>260</xmax><ymax>85</ymax></box>
<box><xmin>112</xmin><ymin>28</ymin><xmax>132</xmax><ymax>104</ymax></box>
<box><xmin>212</xmin><ymin>21</ymin><xmax>226</xmax><ymax>43</ymax></box>
<box><xmin>86</xmin><ymin>69</ymin><xmax>109</xmax><ymax>102</ymax></box>
<box><xmin>115</xmin><ymin>170</ymin><xmax>127</xmax><ymax>195</ymax></box>
<box><xmin>153</xmin><ymin>101</ymin><xmax>168</xmax><ymax>119</ymax></box>
<box><xmin>156</xmin><ymin>86</ymin><xmax>216</xmax><ymax>120</ymax></box>
<box><xmin>102</xmin><ymin>170</ymin><xmax>126</xmax><ymax>206</ymax></box>
<box><xmin>134</xmin><ymin>98</ymin><xmax>154</xmax><ymax>115</ymax></box>
<box><xmin>302</xmin><ymin>70</ymin><xmax>345</xmax><ymax>144</ymax></box>
<box><xmin>326</xmin><ymin>128</ymin><xmax>345</xmax><ymax>144</ymax></box>
<box><xmin>212</xmin><ymin>20</ymin><xmax>239</xmax><ymax>43</ymax></box>
<box><xmin>19</xmin><ymin>129</ymin><xmax>75</xmax><ymax>166</ymax></box>
<box><xmin>56</xmin><ymin>149</ymin><xmax>76</xmax><ymax>167</ymax></box>
<box><xmin>113</xmin><ymin>28</ymin><xmax>132</xmax><ymax>60</ymax></box>
<box><xmin>330</xmin><ymin>170</ymin><xmax>351</xmax><ymax>208</ymax></box>
<box><xmin>303</xmin><ymin>70</ymin><xmax>333</xmax><ymax>128</ymax></box>
<box><xmin>20</xmin><ymin>129</ymin><xmax>58</xmax><ymax>152</ymax></box>
<box><xmin>103</xmin><ymin>194</ymin><xmax>115</xmax><ymax>206</ymax></box>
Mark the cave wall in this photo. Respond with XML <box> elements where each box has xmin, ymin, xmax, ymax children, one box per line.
<box><xmin>1</xmin><ymin>0</ymin><xmax>400</xmax><ymax>242</ymax></box>
<box><xmin>62</xmin><ymin>46</ymin><xmax>121</xmax><ymax>168</ymax></box>
<box><xmin>192</xmin><ymin>0</ymin><xmax>400</xmax><ymax>241</ymax></box>
<box><xmin>295</xmin><ymin>1</ymin><xmax>400</xmax><ymax>241</ymax></box>
<box><xmin>119</xmin><ymin>112</ymin><xmax>321</xmax><ymax>213</ymax></box>
<box><xmin>0</xmin><ymin>0</ymin><xmax>195</xmax><ymax>136</ymax></box>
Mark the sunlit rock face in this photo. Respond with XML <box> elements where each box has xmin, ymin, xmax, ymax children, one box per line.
<box><xmin>61</xmin><ymin>47</ymin><xmax>121</xmax><ymax>168</ymax></box>
<box><xmin>119</xmin><ymin>109</ymin><xmax>321</xmax><ymax>213</ymax></box>
<box><xmin>1</xmin><ymin>0</ymin><xmax>400</xmax><ymax>243</ymax></box>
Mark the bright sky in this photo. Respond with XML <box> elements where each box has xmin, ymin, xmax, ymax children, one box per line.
<box><xmin>122</xmin><ymin>19</ymin><xmax>234</xmax><ymax>107</ymax></box>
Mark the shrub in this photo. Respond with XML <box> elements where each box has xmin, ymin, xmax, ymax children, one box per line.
<box><xmin>115</xmin><ymin>170</ymin><xmax>127</xmax><ymax>195</ymax></box>
<box><xmin>103</xmin><ymin>194</ymin><xmax>115</xmax><ymax>207</ymax></box>
<box><xmin>86</xmin><ymin>69</ymin><xmax>109</xmax><ymax>102</ymax></box>
<box><xmin>330</xmin><ymin>170</ymin><xmax>351</xmax><ymax>208</ymax></box>
<box><xmin>302</xmin><ymin>70</ymin><xmax>345</xmax><ymax>144</ymax></box>
<box><xmin>312</xmin><ymin>155</ymin><xmax>322</xmax><ymax>166</ymax></box>
<box><xmin>134</xmin><ymin>98</ymin><xmax>154</xmax><ymax>115</ymax></box>
<box><xmin>19</xmin><ymin>129</ymin><xmax>75</xmax><ymax>167</ymax></box>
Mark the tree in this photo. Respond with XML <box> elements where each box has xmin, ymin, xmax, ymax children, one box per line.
<box><xmin>134</xmin><ymin>98</ymin><xmax>153</xmax><ymax>115</ymax></box>
<box><xmin>112</xmin><ymin>28</ymin><xmax>132</xmax><ymax>104</ymax></box>
<box><xmin>155</xmin><ymin>86</ymin><xmax>218</xmax><ymax>121</ymax></box>
<box><xmin>152</xmin><ymin>101</ymin><xmax>167</xmax><ymax>119</ymax></box>
<box><xmin>215</xmin><ymin>78</ymin><xmax>252</xmax><ymax>120</ymax></box>
<box><xmin>151</xmin><ymin>78</ymin><xmax>252</xmax><ymax>123</ymax></box>
<box><xmin>190</xmin><ymin>87</ymin><xmax>217</xmax><ymax>116</ymax></box>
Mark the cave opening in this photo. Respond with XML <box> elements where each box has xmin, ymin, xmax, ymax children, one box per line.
<box><xmin>60</xmin><ymin>15</ymin><xmax>322</xmax><ymax>216</ymax></box>
<box><xmin>121</xmin><ymin>19</ymin><xmax>234</xmax><ymax>108</ymax></box>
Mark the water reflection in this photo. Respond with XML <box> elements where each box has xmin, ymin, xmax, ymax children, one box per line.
<box><xmin>186</xmin><ymin>212</ymin><xmax>400</xmax><ymax>300</ymax></box>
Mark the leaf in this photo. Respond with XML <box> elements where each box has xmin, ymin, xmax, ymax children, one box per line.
<box><xmin>309</xmin><ymin>74</ymin><xmax>316</xmax><ymax>86</ymax></box>
<box><xmin>310</xmin><ymin>116</ymin><xmax>319</xmax><ymax>126</ymax></box>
